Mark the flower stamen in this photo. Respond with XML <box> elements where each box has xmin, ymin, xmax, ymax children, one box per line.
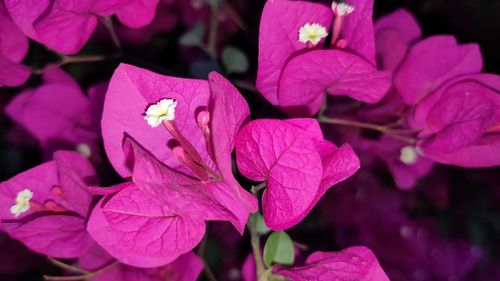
<box><xmin>10</xmin><ymin>189</ymin><xmax>33</xmax><ymax>217</ymax></box>
<box><xmin>298</xmin><ymin>23</ymin><xmax>328</xmax><ymax>47</ymax></box>
<box><xmin>144</xmin><ymin>98</ymin><xmax>177</xmax><ymax>128</ymax></box>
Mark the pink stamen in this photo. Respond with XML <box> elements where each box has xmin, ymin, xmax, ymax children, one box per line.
<box><xmin>163</xmin><ymin>120</ymin><xmax>204</xmax><ymax>164</ymax></box>
<box><xmin>44</xmin><ymin>200</ymin><xmax>66</xmax><ymax>212</ymax></box>
<box><xmin>197</xmin><ymin>111</ymin><xmax>216</xmax><ymax>162</ymax></box>
<box><xmin>29</xmin><ymin>201</ymin><xmax>45</xmax><ymax>212</ymax></box>
<box><xmin>330</xmin><ymin>16</ymin><xmax>345</xmax><ymax>47</ymax></box>
<box><xmin>173</xmin><ymin>146</ymin><xmax>210</xmax><ymax>182</ymax></box>
<box><xmin>335</xmin><ymin>39</ymin><xmax>347</xmax><ymax>49</ymax></box>
<box><xmin>51</xmin><ymin>186</ymin><xmax>65</xmax><ymax>200</ymax></box>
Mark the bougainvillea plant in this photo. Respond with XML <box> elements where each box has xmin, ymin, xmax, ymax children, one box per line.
<box><xmin>0</xmin><ymin>0</ymin><xmax>499</xmax><ymax>280</ymax></box>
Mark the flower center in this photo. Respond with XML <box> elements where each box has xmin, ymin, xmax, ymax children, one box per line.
<box><xmin>76</xmin><ymin>143</ymin><xmax>92</xmax><ymax>158</ymax></box>
<box><xmin>298</xmin><ymin>23</ymin><xmax>328</xmax><ymax>47</ymax></box>
<box><xmin>144</xmin><ymin>98</ymin><xmax>178</xmax><ymax>128</ymax></box>
<box><xmin>10</xmin><ymin>189</ymin><xmax>33</xmax><ymax>217</ymax></box>
<box><xmin>144</xmin><ymin>99</ymin><xmax>220</xmax><ymax>182</ymax></box>
<box><xmin>400</xmin><ymin>146</ymin><xmax>418</xmax><ymax>165</ymax></box>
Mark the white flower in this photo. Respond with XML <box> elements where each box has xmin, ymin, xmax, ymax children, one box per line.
<box><xmin>400</xmin><ymin>146</ymin><xmax>418</xmax><ymax>165</ymax></box>
<box><xmin>144</xmin><ymin>98</ymin><xmax>177</xmax><ymax>128</ymax></box>
<box><xmin>10</xmin><ymin>189</ymin><xmax>33</xmax><ymax>217</ymax></box>
<box><xmin>76</xmin><ymin>143</ymin><xmax>92</xmax><ymax>158</ymax></box>
<box><xmin>298</xmin><ymin>23</ymin><xmax>328</xmax><ymax>46</ymax></box>
<box><xmin>331</xmin><ymin>1</ymin><xmax>355</xmax><ymax>17</ymax></box>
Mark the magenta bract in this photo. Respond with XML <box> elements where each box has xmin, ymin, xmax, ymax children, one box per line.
<box><xmin>0</xmin><ymin>151</ymin><xmax>97</xmax><ymax>258</ymax></box>
<box><xmin>256</xmin><ymin>0</ymin><xmax>390</xmax><ymax>116</ymax></box>
<box><xmin>5</xmin><ymin>68</ymin><xmax>103</xmax><ymax>160</ymax></box>
<box><xmin>275</xmin><ymin>246</ymin><xmax>390</xmax><ymax>281</ymax></box>
<box><xmin>412</xmin><ymin>74</ymin><xmax>500</xmax><ymax>167</ymax></box>
<box><xmin>394</xmin><ymin>35</ymin><xmax>483</xmax><ymax>105</ymax></box>
<box><xmin>79</xmin><ymin>243</ymin><xmax>203</xmax><ymax>281</ymax></box>
<box><xmin>236</xmin><ymin>118</ymin><xmax>359</xmax><ymax>230</ymax></box>
<box><xmin>4</xmin><ymin>0</ymin><xmax>160</xmax><ymax>55</ymax></box>
<box><xmin>374</xmin><ymin>8</ymin><xmax>421</xmax><ymax>70</ymax></box>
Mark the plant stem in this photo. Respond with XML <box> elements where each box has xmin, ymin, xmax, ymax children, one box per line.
<box><xmin>32</xmin><ymin>53</ymin><xmax>120</xmax><ymax>74</ymax></box>
<box><xmin>318</xmin><ymin>115</ymin><xmax>417</xmax><ymax>144</ymax></box>
<box><xmin>202</xmin><ymin>260</ymin><xmax>218</xmax><ymax>281</ymax></box>
<box><xmin>207</xmin><ymin>1</ymin><xmax>219</xmax><ymax>59</ymax></box>
<box><xmin>249</xmin><ymin>213</ymin><xmax>266</xmax><ymax>277</ymax></box>
<box><xmin>47</xmin><ymin>258</ymin><xmax>90</xmax><ymax>274</ymax></box>
<box><xmin>100</xmin><ymin>16</ymin><xmax>122</xmax><ymax>49</ymax></box>
<box><xmin>220</xmin><ymin>0</ymin><xmax>248</xmax><ymax>31</ymax></box>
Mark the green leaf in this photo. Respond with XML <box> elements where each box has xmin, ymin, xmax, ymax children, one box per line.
<box><xmin>179</xmin><ymin>22</ymin><xmax>205</xmax><ymax>47</ymax></box>
<box><xmin>263</xmin><ymin>231</ymin><xmax>295</xmax><ymax>267</ymax></box>
<box><xmin>221</xmin><ymin>46</ymin><xmax>249</xmax><ymax>74</ymax></box>
<box><xmin>255</xmin><ymin>213</ymin><xmax>271</xmax><ymax>235</ymax></box>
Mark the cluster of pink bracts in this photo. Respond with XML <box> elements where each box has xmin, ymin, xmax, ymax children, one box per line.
<box><xmin>0</xmin><ymin>0</ymin><xmax>498</xmax><ymax>280</ymax></box>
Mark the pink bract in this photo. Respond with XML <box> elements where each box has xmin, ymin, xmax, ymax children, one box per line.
<box><xmin>256</xmin><ymin>0</ymin><xmax>332</xmax><ymax>106</ymax></box>
<box><xmin>4</xmin><ymin>0</ymin><xmax>160</xmax><ymax>55</ymax></box>
<box><xmin>278</xmin><ymin>50</ymin><xmax>391</xmax><ymax>116</ymax></box>
<box><xmin>78</xmin><ymin>243</ymin><xmax>203</xmax><ymax>281</ymax></box>
<box><xmin>394</xmin><ymin>35</ymin><xmax>483</xmax><ymax>105</ymax></box>
<box><xmin>236</xmin><ymin>118</ymin><xmax>359</xmax><ymax>230</ymax></box>
<box><xmin>374</xmin><ymin>8</ymin><xmax>421</xmax><ymax>70</ymax></box>
<box><xmin>5</xmin><ymin>68</ymin><xmax>103</xmax><ymax>160</ymax></box>
<box><xmin>412</xmin><ymin>74</ymin><xmax>500</xmax><ymax>167</ymax></box>
<box><xmin>275</xmin><ymin>246</ymin><xmax>390</xmax><ymax>281</ymax></box>
<box><xmin>0</xmin><ymin>151</ymin><xmax>97</xmax><ymax>258</ymax></box>
<box><xmin>0</xmin><ymin>2</ymin><xmax>30</xmax><ymax>87</ymax></box>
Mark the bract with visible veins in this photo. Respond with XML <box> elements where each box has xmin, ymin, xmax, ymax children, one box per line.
<box><xmin>77</xmin><ymin>243</ymin><xmax>203</xmax><ymax>281</ymax></box>
<box><xmin>412</xmin><ymin>74</ymin><xmax>500</xmax><ymax>167</ymax></box>
<box><xmin>0</xmin><ymin>151</ymin><xmax>97</xmax><ymax>258</ymax></box>
<box><xmin>394</xmin><ymin>35</ymin><xmax>483</xmax><ymax>105</ymax></box>
<box><xmin>4</xmin><ymin>0</ymin><xmax>160</xmax><ymax>54</ymax></box>
<box><xmin>275</xmin><ymin>246</ymin><xmax>390</xmax><ymax>281</ymax></box>
<box><xmin>236</xmin><ymin>118</ymin><xmax>359</xmax><ymax>230</ymax></box>
<box><xmin>256</xmin><ymin>0</ymin><xmax>333</xmax><ymax>105</ymax></box>
<box><xmin>5</xmin><ymin>68</ymin><xmax>102</xmax><ymax>160</ymax></box>
<box><xmin>278</xmin><ymin>50</ymin><xmax>391</xmax><ymax>116</ymax></box>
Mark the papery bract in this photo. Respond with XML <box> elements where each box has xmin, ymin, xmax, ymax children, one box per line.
<box><xmin>101</xmin><ymin>64</ymin><xmax>256</xmax><ymax>226</ymax></box>
<box><xmin>77</xmin><ymin>243</ymin><xmax>203</xmax><ymax>281</ymax></box>
<box><xmin>278</xmin><ymin>50</ymin><xmax>391</xmax><ymax>115</ymax></box>
<box><xmin>5</xmin><ymin>68</ymin><xmax>103</xmax><ymax>160</ymax></box>
<box><xmin>411</xmin><ymin>74</ymin><xmax>500</xmax><ymax>167</ymax></box>
<box><xmin>236</xmin><ymin>118</ymin><xmax>359</xmax><ymax>230</ymax></box>
<box><xmin>0</xmin><ymin>2</ymin><xmax>30</xmax><ymax>87</ymax></box>
<box><xmin>0</xmin><ymin>151</ymin><xmax>97</xmax><ymax>258</ymax></box>
<box><xmin>87</xmin><ymin>182</ymin><xmax>206</xmax><ymax>268</ymax></box>
<box><xmin>394</xmin><ymin>35</ymin><xmax>483</xmax><ymax>105</ymax></box>
<box><xmin>256</xmin><ymin>0</ymin><xmax>332</xmax><ymax>105</ymax></box>
<box><xmin>275</xmin><ymin>246</ymin><xmax>390</xmax><ymax>281</ymax></box>
<box><xmin>374</xmin><ymin>8</ymin><xmax>421</xmax><ymax>70</ymax></box>
<box><xmin>115</xmin><ymin>0</ymin><xmax>161</xmax><ymax>29</ymax></box>
<box><xmin>4</xmin><ymin>0</ymin><xmax>160</xmax><ymax>54</ymax></box>
<box><xmin>94</xmin><ymin>65</ymin><xmax>257</xmax><ymax>267</ymax></box>
<box><xmin>341</xmin><ymin>0</ymin><xmax>376</xmax><ymax>64</ymax></box>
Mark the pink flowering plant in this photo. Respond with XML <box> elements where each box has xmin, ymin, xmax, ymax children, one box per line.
<box><xmin>0</xmin><ymin>0</ymin><xmax>499</xmax><ymax>280</ymax></box>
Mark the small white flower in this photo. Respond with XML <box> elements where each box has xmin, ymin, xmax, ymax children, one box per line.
<box><xmin>10</xmin><ymin>189</ymin><xmax>33</xmax><ymax>217</ymax></box>
<box><xmin>76</xmin><ymin>143</ymin><xmax>92</xmax><ymax>158</ymax></box>
<box><xmin>331</xmin><ymin>1</ymin><xmax>355</xmax><ymax>17</ymax></box>
<box><xmin>298</xmin><ymin>23</ymin><xmax>328</xmax><ymax>46</ymax></box>
<box><xmin>400</xmin><ymin>146</ymin><xmax>418</xmax><ymax>165</ymax></box>
<box><xmin>144</xmin><ymin>98</ymin><xmax>177</xmax><ymax>128</ymax></box>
